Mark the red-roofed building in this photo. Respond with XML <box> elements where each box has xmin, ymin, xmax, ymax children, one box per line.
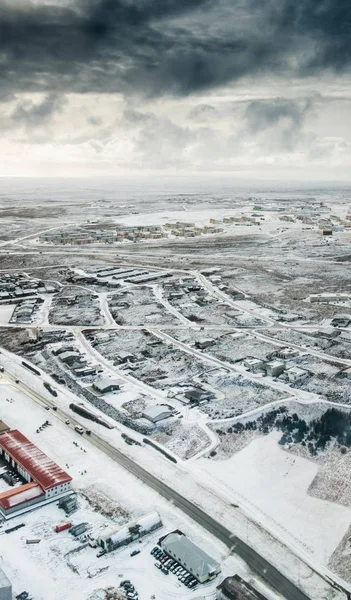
<box><xmin>0</xmin><ymin>429</ymin><xmax>72</xmax><ymax>517</ymax></box>
<box><xmin>0</xmin><ymin>482</ymin><xmax>44</xmax><ymax>511</ymax></box>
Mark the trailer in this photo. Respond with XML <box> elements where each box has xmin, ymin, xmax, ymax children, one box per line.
<box><xmin>55</xmin><ymin>521</ymin><xmax>72</xmax><ymax>533</ymax></box>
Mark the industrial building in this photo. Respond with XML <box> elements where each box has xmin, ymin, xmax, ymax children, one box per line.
<box><xmin>160</xmin><ymin>532</ymin><xmax>221</xmax><ymax>583</ymax></box>
<box><xmin>97</xmin><ymin>511</ymin><xmax>162</xmax><ymax>553</ymax></box>
<box><xmin>0</xmin><ymin>567</ymin><xmax>11</xmax><ymax>600</ymax></box>
<box><xmin>216</xmin><ymin>575</ymin><xmax>268</xmax><ymax>600</ymax></box>
<box><xmin>0</xmin><ymin>429</ymin><xmax>72</xmax><ymax>518</ymax></box>
<box><xmin>142</xmin><ymin>406</ymin><xmax>173</xmax><ymax>423</ymax></box>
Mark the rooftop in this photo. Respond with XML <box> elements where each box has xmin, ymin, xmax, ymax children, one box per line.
<box><xmin>217</xmin><ymin>575</ymin><xmax>268</xmax><ymax>600</ymax></box>
<box><xmin>162</xmin><ymin>532</ymin><xmax>220</xmax><ymax>578</ymax></box>
<box><xmin>0</xmin><ymin>430</ymin><xmax>72</xmax><ymax>490</ymax></box>
<box><xmin>0</xmin><ymin>482</ymin><xmax>44</xmax><ymax>511</ymax></box>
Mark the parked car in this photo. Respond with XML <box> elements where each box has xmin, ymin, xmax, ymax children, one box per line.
<box><xmin>155</xmin><ymin>562</ymin><xmax>162</xmax><ymax>569</ymax></box>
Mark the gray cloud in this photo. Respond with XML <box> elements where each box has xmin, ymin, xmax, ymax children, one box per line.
<box><xmin>188</xmin><ymin>104</ymin><xmax>217</xmax><ymax>122</ymax></box>
<box><xmin>11</xmin><ymin>93</ymin><xmax>65</xmax><ymax>128</ymax></box>
<box><xmin>0</xmin><ymin>0</ymin><xmax>350</xmax><ymax>98</ymax></box>
<box><xmin>244</xmin><ymin>98</ymin><xmax>312</xmax><ymax>134</ymax></box>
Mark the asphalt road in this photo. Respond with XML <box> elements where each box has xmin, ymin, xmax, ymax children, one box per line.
<box><xmin>88</xmin><ymin>431</ymin><xmax>311</xmax><ymax>600</ymax></box>
<box><xmin>3</xmin><ymin>368</ymin><xmax>311</xmax><ymax>600</ymax></box>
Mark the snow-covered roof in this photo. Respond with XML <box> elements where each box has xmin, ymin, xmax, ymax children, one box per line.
<box><xmin>0</xmin><ymin>430</ymin><xmax>72</xmax><ymax>490</ymax></box>
<box><xmin>288</xmin><ymin>367</ymin><xmax>307</xmax><ymax>375</ymax></box>
<box><xmin>142</xmin><ymin>406</ymin><xmax>173</xmax><ymax>422</ymax></box>
<box><xmin>93</xmin><ymin>377</ymin><xmax>120</xmax><ymax>392</ymax></box>
<box><xmin>161</xmin><ymin>533</ymin><xmax>220</xmax><ymax>578</ymax></box>
<box><xmin>0</xmin><ymin>482</ymin><xmax>44</xmax><ymax>510</ymax></box>
<box><xmin>99</xmin><ymin>511</ymin><xmax>162</xmax><ymax>544</ymax></box>
<box><xmin>59</xmin><ymin>351</ymin><xmax>81</xmax><ymax>361</ymax></box>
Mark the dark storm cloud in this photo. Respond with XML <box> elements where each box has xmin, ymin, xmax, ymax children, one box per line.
<box><xmin>0</xmin><ymin>0</ymin><xmax>351</xmax><ymax>97</ymax></box>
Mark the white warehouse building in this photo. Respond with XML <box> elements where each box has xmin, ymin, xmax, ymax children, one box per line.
<box><xmin>97</xmin><ymin>511</ymin><xmax>162</xmax><ymax>553</ymax></box>
<box><xmin>160</xmin><ymin>532</ymin><xmax>221</xmax><ymax>583</ymax></box>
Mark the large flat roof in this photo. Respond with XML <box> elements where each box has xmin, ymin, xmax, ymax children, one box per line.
<box><xmin>0</xmin><ymin>482</ymin><xmax>44</xmax><ymax>511</ymax></box>
<box><xmin>0</xmin><ymin>430</ymin><xmax>72</xmax><ymax>490</ymax></box>
<box><xmin>162</xmin><ymin>532</ymin><xmax>220</xmax><ymax>578</ymax></box>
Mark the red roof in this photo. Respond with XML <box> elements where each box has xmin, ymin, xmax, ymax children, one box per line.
<box><xmin>0</xmin><ymin>482</ymin><xmax>44</xmax><ymax>511</ymax></box>
<box><xmin>0</xmin><ymin>430</ymin><xmax>72</xmax><ymax>490</ymax></box>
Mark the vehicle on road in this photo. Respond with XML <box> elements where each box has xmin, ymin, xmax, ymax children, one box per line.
<box><xmin>130</xmin><ymin>549</ymin><xmax>140</xmax><ymax>557</ymax></box>
<box><xmin>74</xmin><ymin>426</ymin><xmax>84</xmax><ymax>434</ymax></box>
<box><xmin>65</xmin><ymin>419</ymin><xmax>70</xmax><ymax>425</ymax></box>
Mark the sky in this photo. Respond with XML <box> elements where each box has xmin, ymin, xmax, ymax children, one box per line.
<box><xmin>1</xmin><ymin>0</ymin><xmax>351</xmax><ymax>180</ymax></box>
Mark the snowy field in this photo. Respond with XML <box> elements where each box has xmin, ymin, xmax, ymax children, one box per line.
<box><xmin>197</xmin><ymin>432</ymin><xmax>351</xmax><ymax>563</ymax></box>
<box><xmin>0</xmin><ymin>382</ymin><xmax>274</xmax><ymax>600</ymax></box>
<box><xmin>0</xmin><ymin>304</ymin><xmax>14</xmax><ymax>324</ymax></box>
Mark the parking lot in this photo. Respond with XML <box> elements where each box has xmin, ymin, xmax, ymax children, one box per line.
<box><xmin>151</xmin><ymin>545</ymin><xmax>198</xmax><ymax>590</ymax></box>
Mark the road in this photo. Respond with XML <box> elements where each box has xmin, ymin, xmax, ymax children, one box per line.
<box><xmin>0</xmin><ymin>365</ymin><xmax>311</xmax><ymax>600</ymax></box>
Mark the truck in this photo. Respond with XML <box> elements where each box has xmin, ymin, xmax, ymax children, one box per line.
<box><xmin>55</xmin><ymin>522</ymin><xmax>72</xmax><ymax>533</ymax></box>
<box><xmin>74</xmin><ymin>426</ymin><xmax>84</xmax><ymax>435</ymax></box>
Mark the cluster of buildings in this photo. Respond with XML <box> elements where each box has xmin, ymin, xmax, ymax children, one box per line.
<box><xmin>164</xmin><ymin>221</ymin><xmax>223</xmax><ymax>237</ymax></box>
<box><xmin>0</xmin><ymin>426</ymin><xmax>72</xmax><ymax>519</ymax></box>
<box><xmin>243</xmin><ymin>349</ymin><xmax>309</xmax><ymax>383</ymax></box>
<box><xmin>309</xmin><ymin>293</ymin><xmax>351</xmax><ymax>305</ymax></box>
<box><xmin>39</xmin><ymin>225</ymin><xmax>168</xmax><ymax>245</ymax></box>
<box><xmin>9</xmin><ymin>297</ymin><xmax>43</xmax><ymax>324</ymax></box>
<box><xmin>0</xmin><ymin>273</ymin><xmax>56</xmax><ymax>304</ymax></box>
<box><xmin>53</xmin><ymin>344</ymin><xmax>103</xmax><ymax>378</ymax></box>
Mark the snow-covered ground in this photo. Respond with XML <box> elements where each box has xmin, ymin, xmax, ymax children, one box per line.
<box><xmin>196</xmin><ymin>432</ymin><xmax>351</xmax><ymax>563</ymax></box>
<box><xmin>0</xmin><ymin>304</ymin><xmax>14</xmax><ymax>324</ymax></box>
<box><xmin>0</xmin><ymin>383</ymin><xmax>280</xmax><ymax>600</ymax></box>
